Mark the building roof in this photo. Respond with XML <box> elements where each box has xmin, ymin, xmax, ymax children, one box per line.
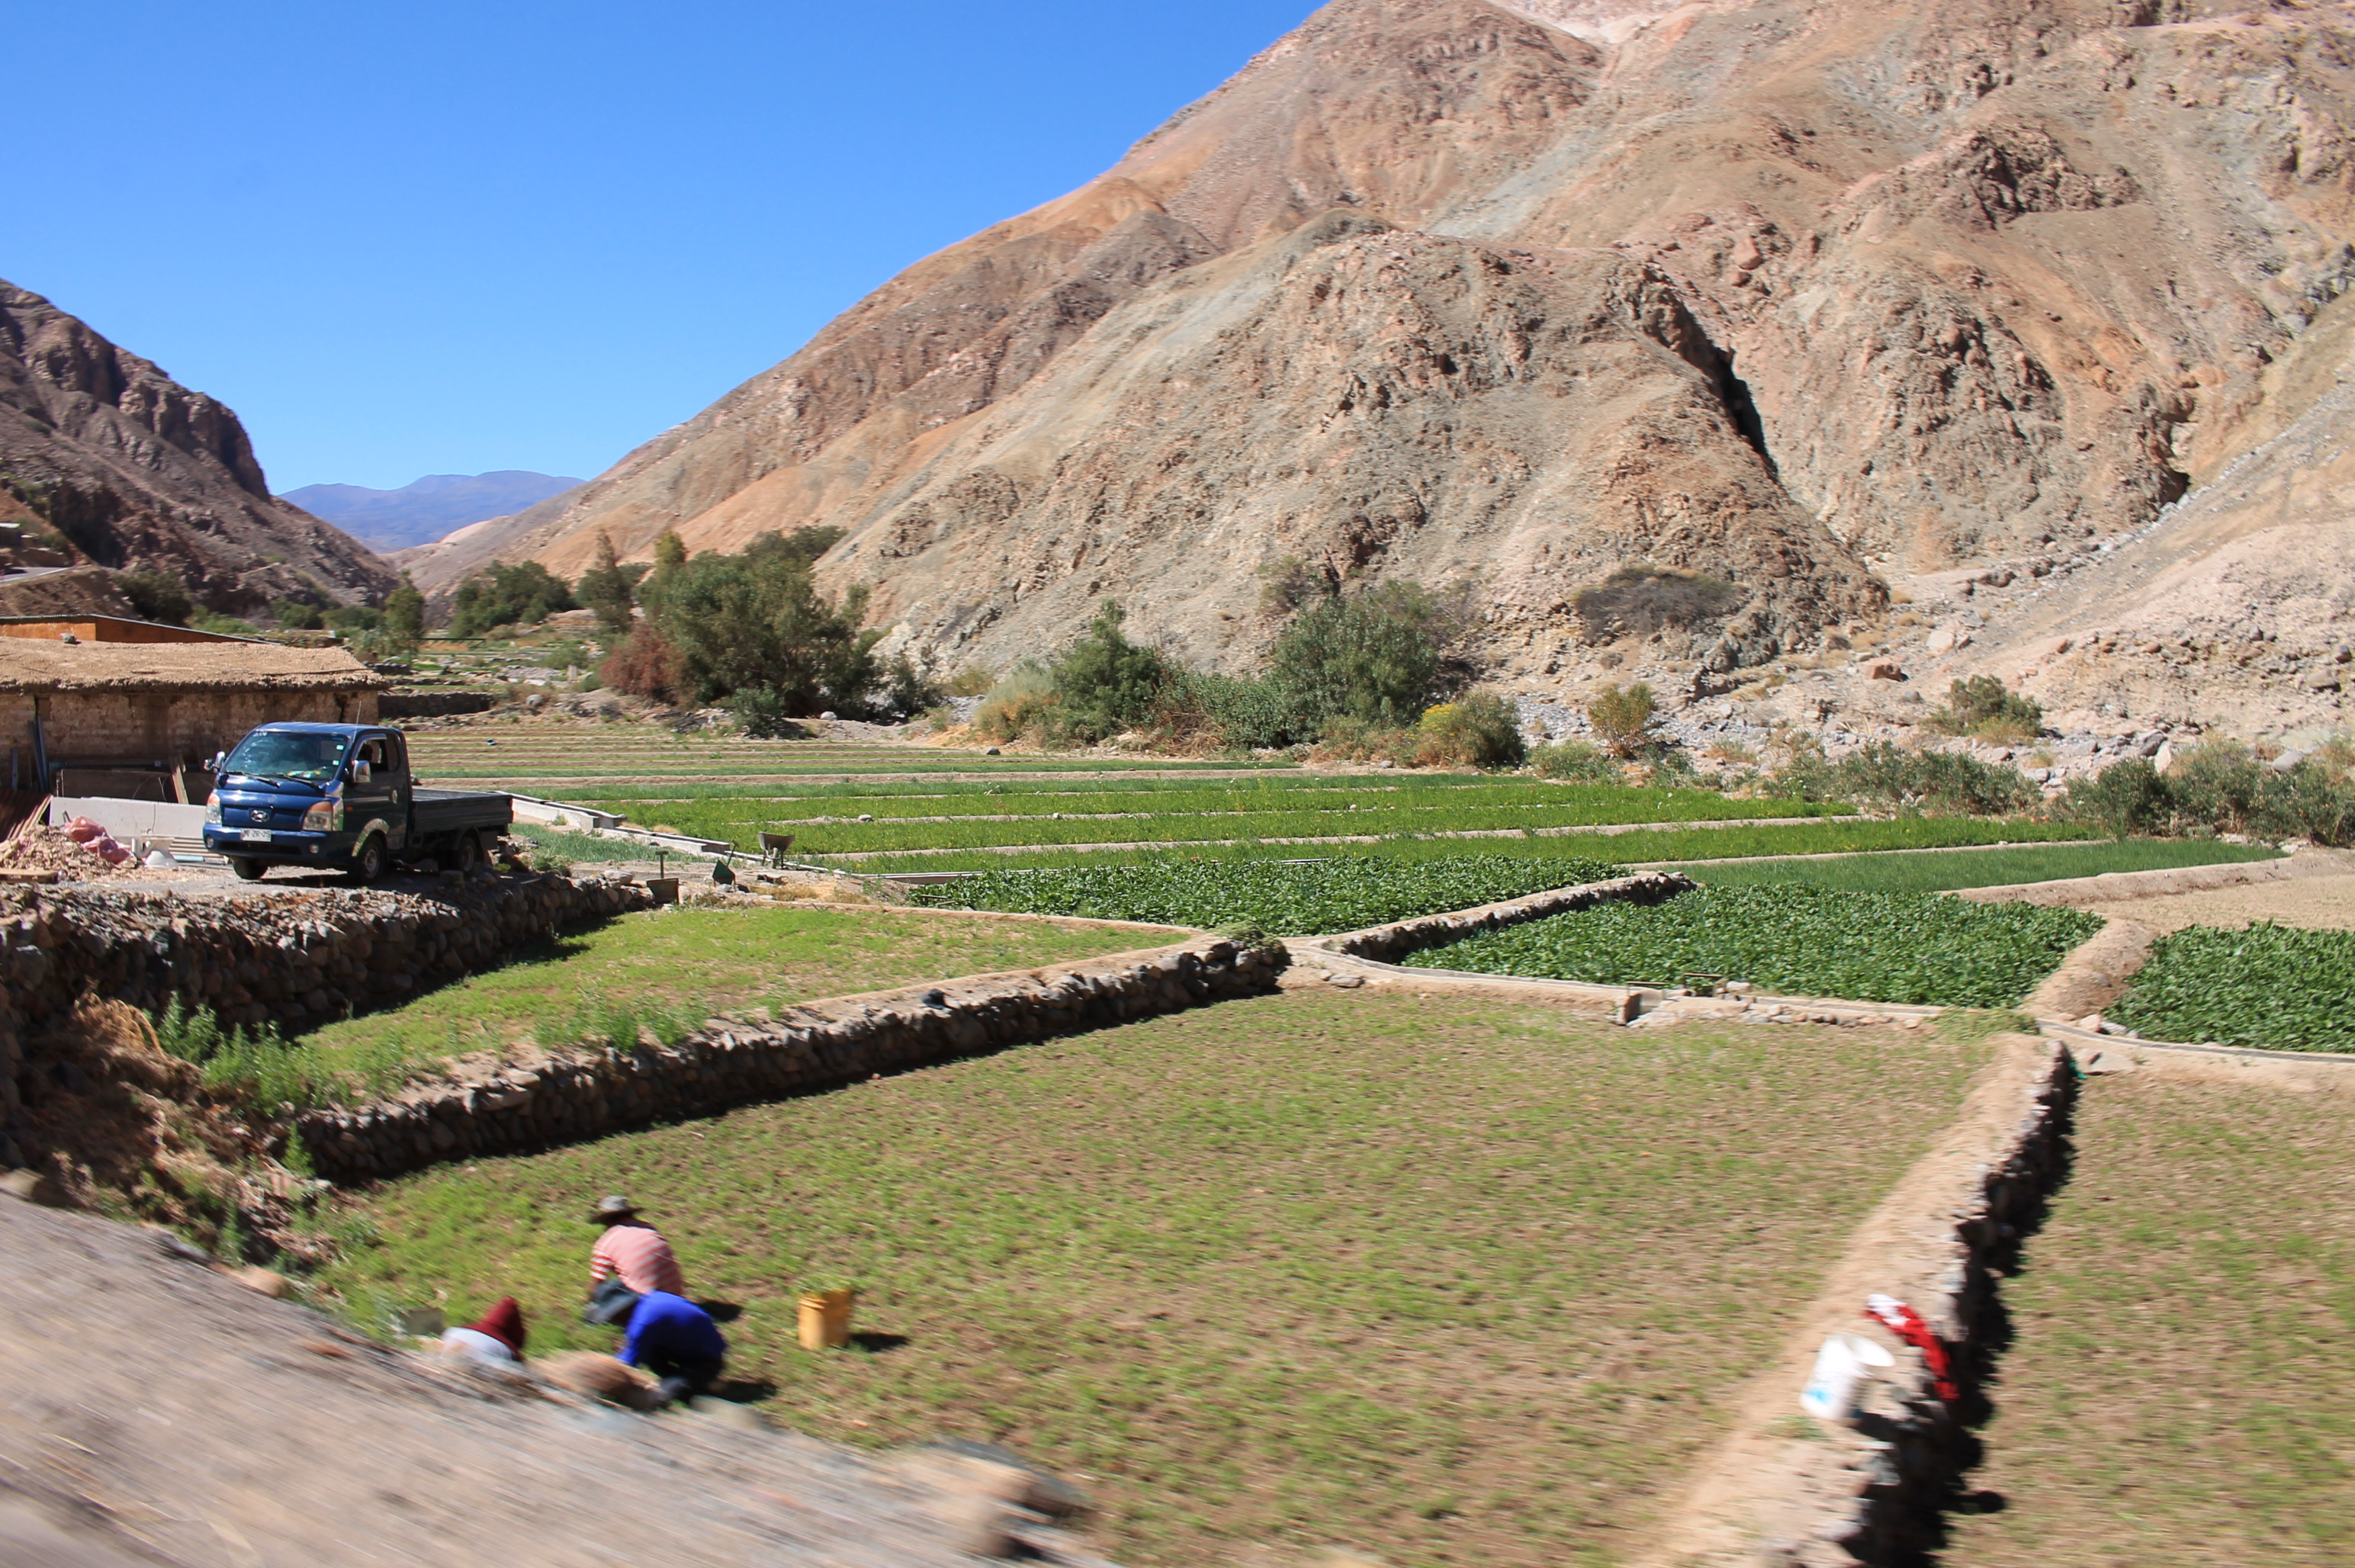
<box><xmin>0</xmin><ymin>640</ymin><xmax>384</xmax><ymax>693</ymax></box>
<box><xmin>0</xmin><ymin>614</ymin><xmax>256</xmax><ymax>644</ymax></box>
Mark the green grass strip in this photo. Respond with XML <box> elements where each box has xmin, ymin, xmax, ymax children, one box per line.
<box><xmin>1688</xmin><ymin>839</ymin><xmax>2281</xmax><ymax>894</ymax></box>
<box><xmin>1404</xmin><ymin>885</ymin><xmax>2103</xmax><ymax>1007</ymax></box>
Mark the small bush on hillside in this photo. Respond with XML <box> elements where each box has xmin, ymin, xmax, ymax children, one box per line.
<box><xmin>1530</xmin><ymin>740</ymin><xmax>1619</xmax><ymax>783</ymax></box>
<box><xmin>1829</xmin><ymin>741</ymin><xmax>2039</xmax><ymax>815</ymax></box>
<box><xmin>1411</xmin><ymin>693</ymin><xmax>1526</xmax><ymax>769</ymax></box>
<box><xmin>114</xmin><ymin>569</ymin><xmax>193</xmax><ymax>625</ymax></box>
<box><xmin>1309</xmin><ymin>715</ymin><xmax>1416</xmax><ymax>764</ymax></box>
<box><xmin>1572</xmin><ymin>566</ymin><xmax>1744</xmax><ymax>640</ymax></box>
<box><xmin>574</xmin><ymin>530</ymin><xmax>650</xmax><ymax>636</ymax></box>
<box><xmin>1588</xmin><ymin>683</ymin><xmax>1659</xmax><ymax>757</ymax></box>
<box><xmin>943</xmin><ymin>664</ymin><xmax>997</xmax><ymax>698</ymax></box>
<box><xmin>1926</xmin><ymin>676</ymin><xmax>2043</xmax><ymax>742</ymax></box>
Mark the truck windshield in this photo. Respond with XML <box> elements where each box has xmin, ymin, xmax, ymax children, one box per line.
<box><xmin>222</xmin><ymin>731</ymin><xmax>349</xmax><ymax>784</ymax></box>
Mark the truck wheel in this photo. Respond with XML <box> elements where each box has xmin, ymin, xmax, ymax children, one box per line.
<box><xmin>456</xmin><ymin>832</ymin><xmax>486</xmax><ymax>876</ymax></box>
<box><xmin>346</xmin><ymin>834</ymin><xmax>387</xmax><ymax>885</ymax></box>
<box><xmin>230</xmin><ymin>859</ymin><xmax>266</xmax><ymax>882</ymax></box>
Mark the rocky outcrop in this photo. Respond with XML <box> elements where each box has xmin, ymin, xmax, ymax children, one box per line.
<box><xmin>0</xmin><ymin>282</ymin><xmax>395</xmax><ymax>614</ymax></box>
<box><xmin>424</xmin><ymin>0</ymin><xmax>2355</xmax><ymax>699</ymax></box>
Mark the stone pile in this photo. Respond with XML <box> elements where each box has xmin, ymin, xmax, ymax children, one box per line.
<box><xmin>296</xmin><ymin>937</ymin><xmax>1284</xmax><ymax>1183</ymax></box>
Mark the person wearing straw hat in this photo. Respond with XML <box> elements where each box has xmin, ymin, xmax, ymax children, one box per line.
<box><xmin>581</xmin><ymin>1194</ymin><xmax>688</xmax><ymax>1325</ymax></box>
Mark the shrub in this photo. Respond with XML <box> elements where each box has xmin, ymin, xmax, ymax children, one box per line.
<box><xmin>1926</xmin><ymin>676</ymin><xmax>2043</xmax><ymax>742</ymax></box>
<box><xmin>650</xmin><ymin>546</ymin><xmax>880</xmax><ymax>711</ymax></box>
<box><xmin>1051</xmin><ymin>601</ymin><xmax>1175</xmax><ymax>741</ymax></box>
<box><xmin>1571</xmin><ymin>565</ymin><xmax>1743</xmax><ymax>639</ymax></box>
<box><xmin>448</xmin><ymin>561</ymin><xmax>576</xmax><ymax>637</ymax></box>
<box><xmin>1266</xmin><ymin>580</ymin><xmax>1460</xmax><ymax>728</ymax></box>
<box><xmin>743</xmin><ymin>525</ymin><xmax>845</xmax><ymax>567</ymax></box>
<box><xmin>114</xmin><ymin>570</ymin><xmax>193</xmax><ymax>625</ymax></box>
<box><xmin>1531</xmin><ymin>740</ymin><xmax>1618</xmax><ymax>783</ymax></box>
<box><xmin>1310</xmin><ymin>715</ymin><xmax>1416</xmax><ymax>763</ymax></box>
<box><xmin>600</xmin><ymin>625</ymin><xmax>688</xmax><ymax>704</ymax></box>
<box><xmin>271</xmin><ymin>597</ymin><xmax>326</xmax><ymax>631</ymax></box>
<box><xmin>882</xmin><ymin>653</ymin><xmax>939</xmax><ymax>720</ymax></box>
<box><xmin>973</xmin><ymin>662</ymin><xmax>1060</xmax><ymax>741</ymax></box>
<box><xmin>1830</xmin><ymin>741</ymin><xmax>2039</xmax><ymax>815</ymax></box>
<box><xmin>2066</xmin><ymin>743</ymin><xmax>2355</xmax><ymax>845</ymax></box>
<box><xmin>943</xmin><ymin>664</ymin><xmax>997</xmax><ymax>698</ymax></box>
<box><xmin>1410</xmin><ymin>693</ymin><xmax>1526</xmax><ymax>769</ymax></box>
<box><xmin>723</xmin><ymin>686</ymin><xmax>806</xmax><ymax>738</ymax></box>
<box><xmin>1587</xmin><ymin>683</ymin><xmax>1659</xmax><ymax>757</ymax></box>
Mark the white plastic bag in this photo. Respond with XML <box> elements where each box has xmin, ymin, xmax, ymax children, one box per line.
<box><xmin>1799</xmin><ymin>1332</ymin><xmax>1896</xmax><ymax>1419</ymax></box>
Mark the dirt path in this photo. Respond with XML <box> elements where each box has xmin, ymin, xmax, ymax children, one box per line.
<box><xmin>0</xmin><ymin>1197</ymin><xmax>1096</xmax><ymax>1568</ymax></box>
<box><xmin>2084</xmin><ymin>871</ymin><xmax>2355</xmax><ymax>933</ymax></box>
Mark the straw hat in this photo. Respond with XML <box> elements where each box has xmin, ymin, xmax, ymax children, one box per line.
<box><xmin>589</xmin><ymin>1194</ymin><xmax>641</xmax><ymax>1224</ymax></box>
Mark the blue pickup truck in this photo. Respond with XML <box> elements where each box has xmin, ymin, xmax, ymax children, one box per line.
<box><xmin>202</xmin><ymin>722</ymin><xmax>513</xmax><ymax>883</ymax></box>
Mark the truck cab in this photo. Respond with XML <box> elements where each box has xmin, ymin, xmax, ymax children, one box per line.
<box><xmin>202</xmin><ymin>722</ymin><xmax>512</xmax><ymax>883</ymax></box>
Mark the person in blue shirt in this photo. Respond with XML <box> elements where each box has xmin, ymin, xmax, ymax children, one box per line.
<box><xmin>617</xmin><ymin>1290</ymin><xmax>728</xmax><ymax>1406</ymax></box>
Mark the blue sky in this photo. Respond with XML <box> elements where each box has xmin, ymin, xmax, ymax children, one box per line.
<box><xmin>7</xmin><ymin>2</ymin><xmax>1316</xmax><ymax>493</ymax></box>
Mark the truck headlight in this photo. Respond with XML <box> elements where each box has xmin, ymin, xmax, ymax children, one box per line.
<box><xmin>302</xmin><ymin>800</ymin><xmax>343</xmax><ymax>832</ymax></box>
<box><xmin>204</xmin><ymin>791</ymin><xmax>221</xmax><ymax>826</ymax></box>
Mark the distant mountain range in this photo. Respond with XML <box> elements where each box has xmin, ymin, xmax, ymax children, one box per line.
<box><xmin>281</xmin><ymin>471</ymin><xmax>583</xmax><ymax>552</ymax></box>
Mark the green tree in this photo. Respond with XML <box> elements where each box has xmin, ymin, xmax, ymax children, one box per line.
<box><xmin>1049</xmin><ymin>600</ymin><xmax>1174</xmax><ymax>740</ymax></box>
<box><xmin>651</xmin><ymin>548</ymin><xmax>879</xmax><ymax>712</ymax></box>
<box><xmin>1267</xmin><ymin>580</ymin><xmax>1455</xmax><ymax>728</ymax></box>
<box><xmin>574</xmin><ymin>530</ymin><xmax>648</xmax><ymax>636</ymax></box>
<box><xmin>447</xmin><ymin>561</ymin><xmax>575</xmax><ymax>638</ymax></box>
<box><xmin>382</xmin><ymin>576</ymin><xmax>426</xmax><ymax>652</ymax></box>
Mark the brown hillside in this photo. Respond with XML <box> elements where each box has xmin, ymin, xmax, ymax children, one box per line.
<box><xmin>0</xmin><ymin>282</ymin><xmax>394</xmax><ymax>615</ymax></box>
<box><xmin>416</xmin><ymin>0</ymin><xmax>2355</xmax><ymax>696</ymax></box>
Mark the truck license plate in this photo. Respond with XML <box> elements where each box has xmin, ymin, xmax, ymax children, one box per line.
<box><xmin>239</xmin><ymin>828</ymin><xmax>273</xmax><ymax>843</ymax></box>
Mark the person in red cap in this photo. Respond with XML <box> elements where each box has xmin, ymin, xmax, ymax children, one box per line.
<box><xmin>441</xmin><ymin>1296</ymin><xmax>529</xmax><ymax>1366</ymax></box>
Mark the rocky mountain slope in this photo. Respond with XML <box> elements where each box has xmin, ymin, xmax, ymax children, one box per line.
<box><xmin>422</xmin><ymin>0</ymin><xmax>2355</xmax><ymax>731</ymax></box>
<box><xmin>283</xmin><ymin>469</ymin><xmax>583</xmax><ymax>551</ymax></box>
<box><xmin>0</xmin><ymin>281</ymin><xmax>394</xmax><ymax>614</ymax></box>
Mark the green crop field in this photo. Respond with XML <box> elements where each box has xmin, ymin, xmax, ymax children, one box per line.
<box><xmin>1943</xmin><ymin>1072</ymin><xmax>2355</xmax><ymax>1566</ymax></box>
<box><xmin>827</xmin><ymin>817</ymin><xmax>2101</xmax><ymax>875</ymax></box>
<box><xmin>907</xmin><ymin>854</ymin><xmax>1627</xmax><ymax>935</ymax></box>
<box><xmin>257</xmin><ymin>907</ymin><xmax>1158</xmax><ymax>1104</ymax></box>
<box><xmin>311</xmin><ymin>991</ymin><xmax>1991</xmax><ymax>1568</ymax></box>
<box><xmin>1688</xmin><ymin>840</ymin><xmax>2283</xmax><ymax>895</ymax></box>
<box><xmin>1403</xmin><ymin>885</ymin><xmax>2103</xmax><ymax>1007</ymax></box>
<box><xmin>2107</xmin><ymin>923</ymin><xmax>2355</xmax><ymax>1052</ymax></box>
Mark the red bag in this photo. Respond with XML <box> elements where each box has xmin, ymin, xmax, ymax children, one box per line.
<box><xmin>1865</xmin><ymin>1293</ymin><xmax>1958</xmax><ymax>1403</ymax></box>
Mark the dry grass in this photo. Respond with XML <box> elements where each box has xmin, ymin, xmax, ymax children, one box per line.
<box><xmin>1944</xmin><ymin>1072</ymin><xmax>2355</xmax><ymax>1565</ymax></box>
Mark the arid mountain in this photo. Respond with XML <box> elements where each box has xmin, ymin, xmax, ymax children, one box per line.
<box><xmin>0</xmin><ymin>281</ymin><xmax>394</xmax><ymax>614</ymax></box>
<box><xmin>425</xmin><ymin>0</ymin><xmax>2355</xmax><ymax>719</ymax></box>
<box><xmin>282</xmin><ymin>471</ymin><xmax>583</xmax><ymax>552</ymax></box>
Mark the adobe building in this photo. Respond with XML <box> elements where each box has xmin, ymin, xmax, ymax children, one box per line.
<box><xmin>0</xmin><ymin>638</ymin><xmax>384</xmax><ymax>799</ymax></box>
<box><xmin>0</xmin><ymin>613</ymin><xmax>252</xmax><ymax>647</ymax></box>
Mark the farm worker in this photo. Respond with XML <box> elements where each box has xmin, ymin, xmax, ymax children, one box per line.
<box><xmin>583</xmin><ymin>1194</ymin><xmax>688</xmax><ymax>1325</ymax></box>
<box><xmin>442</xmin><ymin>1296</ymin><xmax>529</xmax><ymax>1365</ymax></box>
<box><xmin>618</xmin><ymin>1290</ymin><xmax>729</xmax><ymax>1406</ymax></box>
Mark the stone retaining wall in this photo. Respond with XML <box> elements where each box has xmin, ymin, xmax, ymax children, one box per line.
<box><xmin>0</xmin><ymin>876</ymin><xmax>655</xmax><ymax>1168</ymax></box>
<box><xmin>1319</xmin><ymin>871</ymin><xmax>1695</xmax><ymax>965</ymax></box>
<box><xmin>1826</xmin><ymin>1043</ymin><xmax>2075</xmax><ymax>1563</ymax></box>
<box><xmin>295</xmin><ymin>937</ymin><xmax>1287</xmax><ymax>1183</ymax></box>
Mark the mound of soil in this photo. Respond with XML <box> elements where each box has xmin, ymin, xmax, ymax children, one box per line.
<box><xmin>0</xmin><ymin>824</ymin><xmax>135</xmax><ymax>879</ymax></box>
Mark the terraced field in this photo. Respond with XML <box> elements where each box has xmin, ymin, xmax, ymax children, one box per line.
<box><xmin>316</xmin><ymin>991</ymin><xmax>1993</xmax><ymax>1568</ymax></box>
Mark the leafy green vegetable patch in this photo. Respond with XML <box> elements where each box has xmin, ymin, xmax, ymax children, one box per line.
<box><xmin>905</xmin><ymin>854</ymin><xmax>1625</xmax><ymax>935</ymax></box>
<box><xmin>1405</xmin><ymin>885</ymin><xmax>2103</xmax><ymax>1008</ymax></box>
<box><xmin>2107</xmin><ymin>922</ymin><xmax>2355</xmax><ymax>1052</ymax></box>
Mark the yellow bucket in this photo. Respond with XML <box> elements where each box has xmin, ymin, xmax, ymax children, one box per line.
<box><xmin>798</xmin><ymin>1288</ymin><xmax>855</xmax><ymax>1350</ymax></box>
